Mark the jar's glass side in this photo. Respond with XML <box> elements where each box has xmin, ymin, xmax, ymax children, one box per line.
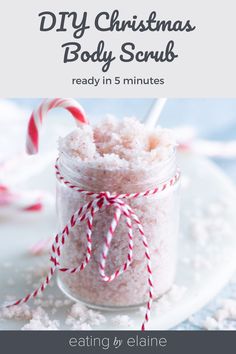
<box><xmin>57</xmin><ymin>149</ymin><xmax>177</xmax><ymax>193</ymax></box>
<box><xmin>56</xmin><ymin>151</ymin><xmax>180</xmax><ymax>309</ymax></box>
<box><xmin>57</xmin><ymin>181</ymin><xmax>180</xmax><ymax>308</ymax></box>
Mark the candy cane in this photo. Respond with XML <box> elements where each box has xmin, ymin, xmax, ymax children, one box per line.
<box><xmin>26</xmin><ymin>98</ymin><xmax>89</xmax><ymax>155</ymax></box>
<box><xmin>0</xmin><ymin>184</ymin><xmax>44</xmax><ymax>213</ymax></box>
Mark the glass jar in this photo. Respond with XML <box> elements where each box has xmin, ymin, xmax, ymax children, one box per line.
<box><xmin>56</xmin><ymin>149</ymin><xmax>180</xmax><ymax>309</ymax></box>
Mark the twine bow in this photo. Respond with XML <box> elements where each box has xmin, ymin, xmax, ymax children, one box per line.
<box><xmin>6</xmin><ymin>160</ymin><xmax>180</xmax><ymax>330</ymax></box>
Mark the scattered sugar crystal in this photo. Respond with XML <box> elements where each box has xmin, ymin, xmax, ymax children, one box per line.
<box><xmin>201</xmin><ymin>298</ymin><xmax>236</xmax><ymax>331</ymax></box>
<box><xmin>112</xmin><ymin>315</ymin><xmax>134</xmax><ymax>328</ymax></box>
<box><xmin>187</xmin><ymin>198</ymin><xmax>233</xmax><ymax>278</ymax></box>
<box><xmin>65</xmin><ymin>317</ymin><xmax>93</xmax><ymax>330</ymax></box>
<box><xmin>203</xmin><ymin>316</ymin><xmax>219</xmax><ymax>330</ymax></box>
<box><xmin>79</xmin><ymin>323</ymin><xmax>92</xmax><ymax>330</ymax></box>
<box><xmin>87</xmin><ymin>310</ymin><xmax>106</xmax><ymax>326</ymax></box>
<box><xmin>69</xmin><ymin>303</ymin><xmax>88</xmax><ymax>321</ymax></box>
<box><xmin>219</xmin><ymin>299</ymin><xmax>236</xmax><ymax>320</ymax></box>
<box><xmin>65</xmin><ymin>303</ymin><xmax>106</xmax><ymax>330</ymax></box>
<box><xmin>214</xmin><ymin>308</ymin><xmax>229</xmax><ymax>322</ymax></box>
<box><xmin>0</xmin><ymin>304</ymin><xmax>32</xmax><ymax>320</ymax></box>
<box><xmin>21</xmin><ymin>307</ymin><xmax>59</xmax><ymax>330</ymax></box>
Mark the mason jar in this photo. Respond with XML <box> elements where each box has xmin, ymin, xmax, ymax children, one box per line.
<box><xmin>56</xmin><ymin>148</ymin><xmax>180</xmax><ymax>309</ymax></box>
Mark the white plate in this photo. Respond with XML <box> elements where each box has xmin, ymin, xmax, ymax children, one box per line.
<box><xmin>0</xmin><ymin>153</ymin><xmax>236</xmax><ymax>330</ymax></box>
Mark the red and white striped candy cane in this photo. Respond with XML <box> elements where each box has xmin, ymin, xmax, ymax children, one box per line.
<box><xmin>26</xmin><ymin>98</ymin><xmax>88</xmax><ymax>155</ymax></box>
<box><xmin>0</xmin><ymin>184</ymin><xmax>43</xmax><ymax>212</ymax></box>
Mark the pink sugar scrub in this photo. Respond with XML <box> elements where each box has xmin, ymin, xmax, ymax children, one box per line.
<box><xmin>57</xmin><ymin>117</ymin><xmax>180</xmax><ymax>308</ymax></box>
<box><xmin>59</xmin><ymin>117</ymin><xmax>176</xmax><ymax>169</ymax></box>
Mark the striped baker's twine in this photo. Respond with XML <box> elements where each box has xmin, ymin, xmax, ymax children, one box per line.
<box><xmin>5</xmin><ymin>160</ymin><xmax>180</xmax><ymax>330</ymax></box>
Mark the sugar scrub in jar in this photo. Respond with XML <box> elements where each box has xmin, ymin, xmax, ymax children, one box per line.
<box><xmin>56</xmin><ymin>117</ymin><xmax>180</xmax><ymax>309</ymax></box>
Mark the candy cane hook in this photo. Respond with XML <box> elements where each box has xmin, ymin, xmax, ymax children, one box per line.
<box><xmin>26</xmin><ymin>98</ymin><xmax>89</xmax><ymax>155</ymax></box>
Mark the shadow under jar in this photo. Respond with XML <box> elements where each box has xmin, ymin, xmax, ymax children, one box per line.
<box><xmin>56</xmin><ymin>150</ymin><xmax>180</xmax><ymax>309</ymax></box>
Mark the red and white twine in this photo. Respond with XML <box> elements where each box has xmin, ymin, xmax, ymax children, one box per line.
<box><xmin>6</xmin><ymin>160</ymin><xmax>180</xmax><ymax>330</ymax></box>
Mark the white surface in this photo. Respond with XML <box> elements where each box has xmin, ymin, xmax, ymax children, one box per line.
<box><xmin>0</xmin><ymin>153</ymin><xmax>236</xmax><ymax>330</ymax></box>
